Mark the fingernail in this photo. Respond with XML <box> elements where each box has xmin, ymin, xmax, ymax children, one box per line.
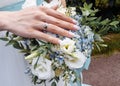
<box><xmin>73</xmin><ymin>20</ymin><xmax>78</xmax><ymax>24</ymax></box>
<box><xmin>69</xmin><ymin>32</ymin><xmax>75</xmax><ymax>37</ymax></box>
<box><xmin>58</xmin><ymin>39</ymin><xmax>62</xmax><ymax>44</ymax></box>
<box><xmin>73</xmin><ymin>25</ymin><xmax>80</xmax><ymax>30</ymax></box>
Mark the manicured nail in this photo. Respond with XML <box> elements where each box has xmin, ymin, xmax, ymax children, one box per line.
<box><xmin>73</xmin><ymin>19</ymin><xmax>78</xmax><ymax>24</ymax></box>
<box><xmin>73</xmin><ymin>25</ymin><xmax>80</xmax><ymax>30</ymax></box>
<box><xmin>58</xmin><ymin>39</ymin><xmax>62</xmax><ymax>44</ymax></box>
<box><xmin>69</xmin><ymin>32</ymin><xmax>75</xmax><ymax>37</ymax></box>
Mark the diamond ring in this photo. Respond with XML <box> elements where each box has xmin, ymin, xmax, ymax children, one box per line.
<box><xmin>42</xmin><ymin>23</ymin><xmax>48</xmax><ymax>31</ymax></box>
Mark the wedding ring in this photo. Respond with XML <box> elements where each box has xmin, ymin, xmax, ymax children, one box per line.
<box><xmin>42</xmin><ymin>23</ymin><xmax>48</xmax><ymax>31</ymax></box>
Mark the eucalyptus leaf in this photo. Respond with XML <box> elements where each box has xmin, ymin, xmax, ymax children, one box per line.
<box><xmin>0</xmin><ymin>37</ymin><xmax>9</xmax><ymax>41</ymax></box>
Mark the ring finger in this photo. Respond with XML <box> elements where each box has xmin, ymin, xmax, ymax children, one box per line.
<box><xmin>33</xmin><ymin>21</ymin><xmax>75</xmax><ymax>38</ymax></box>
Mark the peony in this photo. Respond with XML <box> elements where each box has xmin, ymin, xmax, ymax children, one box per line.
<box><xmin>64</xmin><ymin>51</ymin><xmax>87</xmax><ymax>69</ymax></box>
<box><xmin>60</xmin><ymin>38</ymin><xmax>76</xmax><ymax>54</ymax></box>
<box><xmin>31</xmin><ymin>57</ymin><xmax>55</xmax><ymax>79</ymax></box>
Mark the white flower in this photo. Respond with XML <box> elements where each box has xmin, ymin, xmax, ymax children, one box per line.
<box><xmin>60</xmin><ymin>38</ymin><xmax>76</xmax><ymax>54</ymax></box>
<box><xmin>31</xmin><ymin>57</ymin><xmax>55</xmax><ymax>79</ymax></box>
<box><xmin>40</xmin><ymin>0</ymin><xmax>61</xmax><ymax>8</ymax></box>
<box><xmin>65</xmin><ymin>51</ymin><xmax>87</xmax><ymax>69</ymax></box>
<box><xmin>57</xmin><ymin>6</ymin><xmax>67</xmax><ymax>14</ymax></box>
<box><xmin>22</xmin><ymin>0</ymin><xmax>37</xmax><ymax>9</ymax></box>
<box><xmin>84</xmin><ymin>26</ymin><xmax>92</xmax><ymax>32</ymax></box>
<box><xmin>70</xmin><ymin>7</ymin><xmax>76</xmax><ymax>16</ymax></box>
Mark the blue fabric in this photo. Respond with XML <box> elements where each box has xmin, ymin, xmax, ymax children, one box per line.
<box><xmin>83</xmin><ymin>57</ymin><xmax>91</xmax><ymax>70</ymax></box>
<box><xmin>0</xmin><ymin>0</ymin><xmax>43</xmax><ymax>11</ymax></box>
<box><xmin>0</xmin><ymin>1</ymin><xmax>25</xmax><ymax>11</ymax></box>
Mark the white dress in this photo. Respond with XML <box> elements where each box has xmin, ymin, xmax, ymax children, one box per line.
<box><xmin>0</xmin><ymin>0</ymin><xmax>37</xmax><ymax>86</ymax></box>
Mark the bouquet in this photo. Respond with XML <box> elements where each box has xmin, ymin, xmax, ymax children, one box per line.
<box><xmin>24</xmin><ymin>1</ymin><xmax>94</xmax><ymax>85</ymax></box>
<box><xmin>0</xmin><ymin>1</ymin><xmax>98</xmax><ymax>86</ymax></box>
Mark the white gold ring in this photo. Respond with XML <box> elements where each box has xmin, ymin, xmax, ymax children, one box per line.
<box><xmin>42</xmin><ymin>23</ymin><xmax>48</xmax><ymax>31</ymax></box>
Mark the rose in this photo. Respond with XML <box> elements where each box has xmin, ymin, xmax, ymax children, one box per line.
<box><xmin>31</xmin><ymin>57</ymin><xmax>55</xmax><ymax>79</ymax></box>
<box><xmin>64</xmin><ymin>51</ymin><xmax>87</xmax><ymax>69</ymax></box>
<box><xmin>60</xmin><ymin>38</ymin><xmax>76</xmax><ymax>54</ymax></box>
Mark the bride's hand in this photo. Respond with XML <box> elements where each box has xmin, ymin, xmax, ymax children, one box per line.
<box><xmin>48</xmin><ymin>0</ymin><xmax>66</xmax><ymax>7</ymax></box>
<box><xmin>0</xmin><ymin>6</ymin><xmax>78</xmax><ymax>44</ymax></box>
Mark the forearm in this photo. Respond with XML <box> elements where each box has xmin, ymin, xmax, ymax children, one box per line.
<box><xmin>0</xmin><ymin>11</ymin><xmax>13</xmax><ymax>31</ymax></box>
<box><xmin>0</xmin><ymin>12</ymin><xmax>8</xmax><ymax>31</ymax></box>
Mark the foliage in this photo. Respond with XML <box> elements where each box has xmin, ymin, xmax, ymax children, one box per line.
<box><xmin>66</xmin><ymin>0</ymin><xmax>120</xmax><ymax>7</ymax></box>
<box><xmin>93</xmin><ymin>33</ymin><xmax>120</xmax><ymax>55</ymax></box>
<box><xmin>78</xmin><ymin>3</ymin><xmax>119</xmax><ymax>52</ymax></box>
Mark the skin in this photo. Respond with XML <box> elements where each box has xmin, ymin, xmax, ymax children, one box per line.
<box><xmin>48</xmin><ymin>0</ymin><xmax>66</xmax><ymax>7</ymax></box>
<box><xmin>0</xmin><ymin>1</ymin><xmax>78</xmax><ymax>44</ymax></box>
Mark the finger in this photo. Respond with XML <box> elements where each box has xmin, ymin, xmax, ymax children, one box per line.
<box><xmin>32</xmin><ymin>21</ymin><xmax>75</xmax><ymax>38</ymax></box>
<box><xmin>32</xmin><ymin>30</ymin><xmax>61</xmax><ymax>44</ymax></box>
<box><xmin>45</xmin><ymin>8</ymin><xmax>77</xmax><ymax>24</ymax></box>
<box><xmin>51</xmin><ymin>5</ymin><xmax>58</xmax><ymax>10</ymax></box>
<box><xmin>39</xmin><ymin>6</ymin><xmax>77</xmax><ymax>24</ymax></box>
<box><xmin>39</xmin><ymin>15</ymin><xmax>79</xmax><ymax>30</ymax></box>
<box><xmin>61</xmin><ymin>0</ymin><xmax>66</xmax><ymax>7</ymax></box>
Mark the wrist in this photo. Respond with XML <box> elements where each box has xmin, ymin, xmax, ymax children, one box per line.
<box><xmin>0</xmin><ymin>15</ymin><xmax>6</xmax><ymax>31</ymax></box>
<box><xmin>0</xmin><ymin>11</ymin><xmax>13</xmax><ymax>31</ymax></box>
<box><xmin>0</xmin><ymin>12</ymin><xmax>7</xmax><ymax>31</ymax></box>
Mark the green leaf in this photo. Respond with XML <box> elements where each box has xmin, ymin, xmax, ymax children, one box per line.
<box><xmin>13</xmin><ymin>41</ymin><xmax>22</xmax><ymax>49</ymax></box>
<box><xmin>20</xmin><ymin>49</ymin><xmax>30</xmax><ymax>53</ymax></box>
<box><xmin>0</xmin><ymin>37</ymin><xmax>9</xmax><ymax>41</ymax></box>
<box><xmin>19</xmin><ymin>42</ymin><xmax>24</xmax><ymax>49</ymax></box>
<box><xmin>101</xmin><ymin>19</ymin><xmax>110</xmax><ymax>25</ymax></box>
<box><xmin>95</xmin><ymin>42</ymin><xmax>101</xmax><ymax>52</ymax></box>
<box><xmin>99</xmin><ymin>44</ymin><xmax>108</xmax><ymax>47</ymax></box>
<box><xmin>6</xmin><ymin>40</ymin><xmax>16</xmax><ymax>46</ymax></box>
<box><xmin>94</xmin><ymin>34</ymin><xmax>104</xmax><ymax>42</ymax></box>
<box><xmin>34</xmin><ymin>57</ymin><xmax>40</xmax><ymax>69</ymax></box>
<box><xmin>110</xmin><ymin>21</ymin><xmax>119</xmax><ymax>26</ymax></box>
<box><xmin>25</xmin><ymin>51</ymin><xmax>39</xmax><ymax>60</ymax></box>
<box><xmin>86</xmin><ymin>17</ymin><xmax>97</xmax><ymax>21</ymax></box>
<box><xmin>51</xmin><ymin>82</ymin><xmax>56</xmax><ymax>86</ymax></box>
<box><xmin>32</xmin><ymin>76</ymin><xmax>38</xmax><ymax>85</ymax></box>
<box><xmin>6</xmin><ymin>31</ymin><xmax>9</xmax><ymax>37</ymax></box>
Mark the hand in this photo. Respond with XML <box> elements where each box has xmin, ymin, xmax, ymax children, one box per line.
<box><xmin>0</xmin><ymin>6</ymin><xmax>78</xmax><ymax>44</ymax></box>
<box><xmin>48</xmin><ymin>0</ymin><xmax>66</xmax><ymax>7</ymax></box>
